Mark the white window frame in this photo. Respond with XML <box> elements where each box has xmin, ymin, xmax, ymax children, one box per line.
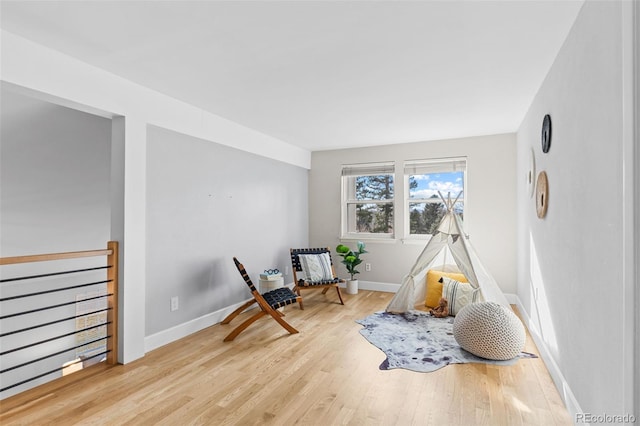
<box><xmin>341</xmin><ymin>162</ymin><xmax>395</xmax><ymax>240</ymax></box>
<box><xmin>403</xmin><ymin>157</ymin><xmax>467</xmax><ymax>240</ymax></box>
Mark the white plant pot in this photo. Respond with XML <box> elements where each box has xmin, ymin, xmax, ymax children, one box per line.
<box><xmin>346</xmin><ymin>279</ymin><xmax>358</xmax><ymax>295</ymax></box>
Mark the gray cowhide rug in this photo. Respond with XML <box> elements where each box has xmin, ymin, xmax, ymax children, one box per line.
<box><xmin>356</xmin><ymin>311</ymin><xmax>537</xmax><ymax>372</ymax></box>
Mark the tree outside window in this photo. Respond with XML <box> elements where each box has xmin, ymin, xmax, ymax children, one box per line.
<box><xmin>342</xmin><ymin>162</ymin><xmax>394</xmax><ymax>238</ymax></box>
<box><xmin>341</xmin><ymin>158</ymin><xmax>465</xmax><ymax>240</ymax></box>
<box><xmin>405</xmin><ymin>159</ymin><xmax>466</xmax><ymax>236</ymax></box>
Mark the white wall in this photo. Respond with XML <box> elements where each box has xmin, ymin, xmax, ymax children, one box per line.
<box><xmin>0</xmin><ymin>89</ymin><xmax>111</xmax><ymax>255</ymax></box>
<box><xmin>516</xmin><ymin>0</ymin><xmax>636</xmax><ymax>419</ymax></box>
<box><xmin>1</xmin><ymin>30</ymin><xmax>312</xmax><ymax>363</ymax></box>
<box><xmin>310</xmin><ymin>133</ymin><xmax>517</xmax><ymax>294</ymax></box>
<box><xmin>145</xmin><ymin>126</ymin><xmax>308</xmax><ymax>339</ymax></box>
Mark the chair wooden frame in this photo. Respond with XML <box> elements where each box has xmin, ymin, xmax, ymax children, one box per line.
<box><xmin>290</xmin><ymin>247</ymin><xmax>345</xmax><ymax>310</ymax></box>
<box><xmin>221</xmin><ymin>257</ymin><xmax>302</xmax><ymax>342</ymax></box>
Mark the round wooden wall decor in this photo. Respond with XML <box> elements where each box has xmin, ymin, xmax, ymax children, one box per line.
<box><xmin>541</xmin><ymin>114</ymin><xmax>552</xmax><ymax>153</ymax></box>
<box><xmin>528</xmin><ymin>148</ymin><xmax>536</xmax><ymax>198</ymax></box>
<box><xmin>536</xmin><ymin>171</ymin><xmax>549</xmax><ymax>218</ymax></box>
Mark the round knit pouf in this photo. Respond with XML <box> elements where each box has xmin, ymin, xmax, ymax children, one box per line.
<box><xmin>453</xmin><ymin>301</ymin><xmax>525</xmax><ymax>360</ymax></box>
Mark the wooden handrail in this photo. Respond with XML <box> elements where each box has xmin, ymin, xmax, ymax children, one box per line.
<box><xmin>0</xmin><ymin>241</ymin><xmax>120</xmax><ymax>397</ymax></box>
<box><xmin>0</xmin><ymin>249</ymin><xmax>113</xmax><ymax>266</ymax></box>
<box><xmin>106</xmin><ymin>241</ymin><xmax>118</xmax><ymax>365</ymax></box>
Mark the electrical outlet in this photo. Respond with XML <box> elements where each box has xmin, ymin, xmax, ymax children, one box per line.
<box><xmin>285</xmin><ymin>266</ymin><xmax>290</xmax><ymax>276</ymax></box>
<box><xmin>365</xmin><ymin>263</ymin><xmax>371</xmax><ymax>271</ymax></box>
<box><xmin>171</xmin><ymin>296</ymin><xmax>179</xmax><ymax>311</ymax></box>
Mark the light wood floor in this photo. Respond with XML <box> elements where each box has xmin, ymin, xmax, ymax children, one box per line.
<box><xmin>1</xmin><ymin>290</ymin><xmax>572</xmax><ymax>425</ymax></box>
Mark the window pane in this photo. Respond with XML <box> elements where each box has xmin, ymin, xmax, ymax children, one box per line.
<box><xmin>355</xmin><ymin>175</ymin><xmax>394</xmax><ymax>200</ymax></box>
<box><xmin>409</xmin><ymin>201</ymin><xmax>464</xmax><ymax>235</ymax></box>
<box><xmin>452</xmin><ymin>201</ymin><xmax>464</xmax><ymax>217</ymax></box>
<box><xmin>408</xmin><ymin>171</ymin><xmax>463</xmax><ymax>200</ymax></box>
<box><xmin>409</xmin><ymin>202</ymin><xmax>446</xmax><ymax>235</ymax></box>
<box><xmin>347</xmin><ymin>203</ymin><xmax>393</xmax><ymax>234</ymax></box>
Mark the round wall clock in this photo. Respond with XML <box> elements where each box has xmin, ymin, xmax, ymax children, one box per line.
<box><xmin>536</xmin><ymin>171</ymin><xmax>549</xmax><ymax>219</ymax></box>
<box><xmin>541</xmin><ymin>114</ymin><xmax>552</xmax><ymax>153</ymax></box>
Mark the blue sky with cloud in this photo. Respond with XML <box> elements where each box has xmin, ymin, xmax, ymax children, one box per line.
<box><xmin>410</xmin><ymin>172</ymin><xmax>464</xmax><ymax>199</ymax></box>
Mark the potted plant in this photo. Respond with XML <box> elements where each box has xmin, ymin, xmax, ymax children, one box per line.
<box><xmin>335</xmin><ymin>241</ymin><xmax>367</xmax><ymax>294</ymax></box>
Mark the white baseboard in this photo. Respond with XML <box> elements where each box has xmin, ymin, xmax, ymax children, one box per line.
<box><xmin>513</xmin><ymin>295</ymin><xmax>583</xmax><ymax>424</ymax></box>
<box><xmin>143</xmin><ymin>281</ymin><xmax>402</xmax><ymax>353</ymax></box>
<box><xmin>339</xmin><ymin>280</ymin><xmax>521</xmax><ymax>302</ymax></box>
<box><xmin>339</xmin><ymin>280</ymin><xmax>400</xmax><ymax>293</ymax></box>
<box><xmin>505</xmin><ymin>293</ymin><xmax>519</xmax><ymax>304</ymax></box>
<box><xmin>146</xmin><ymin>285</ymin><xmax>582</xmax><ymax>423</ymax></box>
<box><xmin>144</xmin><ymin>283</ymin><xmax>521</xmax><ymax>352</ymax></box>
<box><xmin>144</xmin><ymin>299</ymin><xmax>255</xmax><ymax>353</ymax></box>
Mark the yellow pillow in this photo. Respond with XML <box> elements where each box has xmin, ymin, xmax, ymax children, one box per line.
<box><xmin>425</xmin><ymin>270</ymin><xmax>469</xmax><ymax>308</ymax></box>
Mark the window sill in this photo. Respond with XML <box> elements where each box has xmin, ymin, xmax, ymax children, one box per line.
<box><xmin>401</xmin><ymin>236</ymin><xmax>434</xmax><ymax>245</ymax></box>
<box><xmin>339</xmin><ymin>237</ymin><xmax>397</xmax><ymax>244</ymax></box>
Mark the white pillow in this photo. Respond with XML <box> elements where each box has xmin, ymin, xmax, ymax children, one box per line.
<box><xmin>298</xmin><ymin>253</ymin><xmax>334</xmax><ymax>282</ymax></box>
<box><xmin>442</xmin><ymin>277</ymin><xmax>484</xmax><ymax>316</ymax></box>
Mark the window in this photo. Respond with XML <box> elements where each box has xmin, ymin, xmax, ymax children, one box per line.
<box><xmin>404</xmin><ymin>158</ymin><xmax>466</xmax><ymax>237</ymax></box>
<box><xmin>341</xmin><ymin>162</ymin><xmax>395</xmax><ymax>238</ymax></box>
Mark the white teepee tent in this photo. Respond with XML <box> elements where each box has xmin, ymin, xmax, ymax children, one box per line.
<box><xmin>386</xmin><ymin>192</ymin><xmax>510</xmax><ymax>313</ymax></box>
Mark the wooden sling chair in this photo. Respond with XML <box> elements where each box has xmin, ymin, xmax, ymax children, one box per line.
<box><xmin>290</xmin><ymin>247</ymin><xmax>345</xmax><ymax>309</ymax></box>
<box><xmin>221</xmin><ymin>257</ymin><xmax>302</xmax><ymax>342</ymax></box>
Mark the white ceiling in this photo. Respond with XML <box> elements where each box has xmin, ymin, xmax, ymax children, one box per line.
<box><xmin>1</xmin><ymin>1</ymin><xmax>583</xmax><ymax>151</ymax></box>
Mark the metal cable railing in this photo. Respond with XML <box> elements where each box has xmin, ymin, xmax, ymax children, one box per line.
<box><xmin>0</xmin><ymin>241</ymin><xmax>119</xmax><ymax>397</ymax></box>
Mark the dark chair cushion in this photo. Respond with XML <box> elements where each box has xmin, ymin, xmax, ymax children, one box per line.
<box><xmin>262</xmin><ymin>287</ymin><xmax>300</xmax><ymax>310</ymax></box>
